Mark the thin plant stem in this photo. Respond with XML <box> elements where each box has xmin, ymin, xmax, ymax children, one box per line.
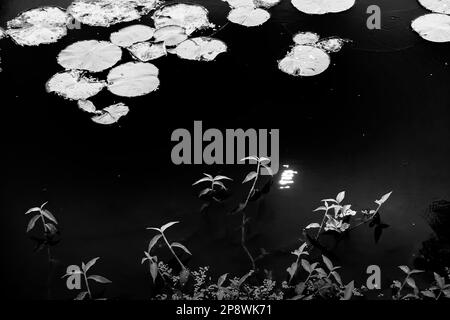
<box><xmin>241</xmin><ymin>161</ymin><xmax>261</xmax><ymax>270</ymax></box>
<box><xmin>161</xmin><ymin>232</ymin><xmax>186</xmax><ymax>270</ymax></box>
<box><xmin>315</xmin><ymin>208</ymin><xmax>329</xmax><ymax>240</ymax></box>
<box><xmin>83</xmin><ymin>272</ymin><xmax>92</xmax><ymax>299</ymax></box>
<box><xmin>348</xmin><ymin>204</ymin><xmax>381</xmax><ymax>231</ymax></box>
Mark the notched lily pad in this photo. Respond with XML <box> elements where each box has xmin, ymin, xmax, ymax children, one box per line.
<box><xmin>46</xmin><ymin>71</ymin><xmax>106</xmax><ymax>100</ymax></box>
<box><xmin>57</xmin><ymin>40</ymin><xmax>122</xmax><ymax>72</ymax></box>
<box><xmin>107</xmin><ymin>62</ymin><xmax>160</xmax><ymax>97</ymax></box>
<box><xmin>228</xmin><ymin>7</ymin><xmax>270</xmax><ymax>27</ymax></box>
<box><xmin>175</xmin><ymin>37</ymin><xmax>227</xmax><ymax>61</ymax></box>
<box><xmin>291</xmin><ymin>0</ymin><xmax>355</xmax><ymax>15</ymax></box>
<box><xmin>68</xmin><ymin>0</ymin><xmax>160</xmax><ymax>27</ymax></box>
<box><xmin>153</xmin><ymin>25</ymin><xmax>188</xmax><ymax>47</ymax></box>
<box><xmin>128</xmin><ymin>42</ymin><xmax>167</xmax><ymax>61</ymax></box>
<box><xmin>293</xmin><ymin>31</ymin><xmax>320</xmax><ymax>45</ymax></box>
<box><xmin>412</xmin><ymin>13</ymin><xmax>450</xmax><ymax>43</ymax></box>
<box><xmin>6</xmin><ymin>6</ymin><xmax>69</xmax><ymax>46</ymax></box>
<box><xmin>110</xmin><ymin>24</ymin><xmax>155</xmax><ymax>47</ymax></box>
<box><xmin>278</xmin><ymin>45</ymin><xmax>330</xmax><ymax>77</ymax></box>
<box><xmin>419</xmin><ymin>0</ymin><xmax>450</xmax><ymax>15</ymax></box>
<box><xmin>152</xmin><ymin>3</ymin><xmax>214</xmax><ymax>35</ymax></box>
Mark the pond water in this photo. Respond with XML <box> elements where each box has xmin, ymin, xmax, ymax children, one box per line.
<box><xmin>1</xmin><ymin>0</ymin><xmax>449</xmax><ymax>299</ymax></box>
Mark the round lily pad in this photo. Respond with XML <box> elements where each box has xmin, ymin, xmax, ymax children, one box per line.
<box><xmin>175</xmin><ymin>37</ymin><xmax>227</xmax><ymax>61</ymax></box>
<box><xmin>418</xmin><ymin>0</ymin><xmax>450</xmax><ymax>15</ymax></box>
<box><xmin>316</xmin><ymin>37</ymin><xmax>346</xmax><ymax>52</ymax></box>
<box><xmin>107</xmin><ymin>62</ymin><xmax>160</xmax><ymax>97</ymax></box>
<box><xmin>152</xmin><ymin>3</ymin><xmax>214</xmax><ymax>35</ymax></box>
<box><xmin>57</xmin><ymin>40</ymin><xmax>122</xmax><ymax>72</ymax></box>
<box><xmin>6</xmin><ymin>7</ymin><xmax>68</xmax><ymax>46</ymax></box>
<box><xmin>46</xmin><ymin>71</ymin><xmax>106</xmax><ymax>100</ymax></box>
<box><xmin>110</xmin><ymin>25</ymin><xmax>155</xmax><ymax>47</ymax></box>
<box><xmin>291</xmin><ymin>0</ymin><xmax>355</xmax><ymax>15</ymax></box>
<box><xmin>153</xmin><ymin>25</ymin><xmax>188</xmax><ymax>47</ymax></box>
<box><xmin>278</xmin><ymin>45</ymin><xmax>330</xmax><ymax>77</ymax></box>
<box><xmin>411</xmin><ymin>13</ymin><xmax>450</xmax><ymax>43</ymax></box>
<box><xmin>228</xmin><ymin>7</ymin><xmax>270</xmax><ymax>27</ymax></box>
<box><xmin>128</xmin><ymin>42</ymin><xmax>167</xmax><ymax>61</ymax></box>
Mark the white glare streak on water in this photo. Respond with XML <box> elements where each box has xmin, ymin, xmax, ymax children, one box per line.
<box><xmin>278</xmin><ymin>165</ymin><xmax>298</xmax><ymax>189</ymax></box>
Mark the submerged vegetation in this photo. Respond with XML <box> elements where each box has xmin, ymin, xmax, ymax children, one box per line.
<box><xmin>24</xmin><ymin>158</ymin><xmax>450</xmax><ymax>300</ymax></box>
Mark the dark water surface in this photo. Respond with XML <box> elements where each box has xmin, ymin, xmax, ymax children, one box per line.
<box><xmin>1</xmin><ymin>0</ymin><xmax>449</xmax><ymax>299</ymax></box>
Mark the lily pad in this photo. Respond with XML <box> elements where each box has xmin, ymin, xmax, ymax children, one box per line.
<box><xmin>78</xmin><ymin>99</ymin><xmax>98</xmax><ymax>113</ymax></box>
<box><xmin>418</xmin><ymin>0</ymin><xmax>450</xmax><ymax>14</ymax></box>
<box><xmin>107</xmin><ymin>62</ymin><xmax>160</xmax><ymax>97</ymax></box>
<box><xmin>411</xmin><ymin>13</ymin><xmax>450</xmax><ymax>43</ymax></box>
<box><xmin>110</xmin><ymin>25</ymin><xmax>155</xmax><ymax>47</ymax></box>
<box><xmin>6</xmin><ymin>7</ymin><xmax>69</xmax><ymax>46</ymax></box>
<box><xmin>222</xmin><ymin>0</ymin><xmax>256</xmax><ymax>8</ymax></box>
<box><xmin>91</xmin><ymin>103</ymin><xmax>130</xmax><ymax>125</ymax></box>
<box><xmin>291</xmin><ymin>0</ymin><xmax>355</xmax><ymax>15</ymax></box>
<box><xmin>316</xmin><ymin>37</ymin><xmax>347</xmax><ymax>52</ymax></box>
<box><xmin>128</xmin><ymin>42</ymin><xmax>167</xmax><ymax>61</ymax></box>
<box><xmin>278</xmin><ymin>45</ymin><xmax>330</xmax><ymax>77</ymax></box>
<box><xmin>153</xmin><ymin>25</ymin><xmax>188</xmax><ymax>47</ymax></box>
<box><xmin>152</xmin><ymin>3</ymin><xmax>214</xmax><ymax>35</ymax></box>
<box><xmin>175</xmin><ymin>37</ymin><xmax>227</xmax><ymax>61</ymax></box>
<box><xmin>254</xmin><ymin>0</ymin><xmax>281</xmax><ymax>9</ymax></box>
<box><xmin>228</xmin><ymin>7</ymin><xmax>271</xmax><ymax>27</ymax></box>
<box><xmin>46</xmin><ymin>71</ymin><xmax>106</xmax><ymax>100</ymax></box>
<box><xmin>293</xmin><ymin>31</ymin><xmax>320</xmax><ymax>45</ymax></box>
<box><xmin>68</xmin><ymin>0</ymin><xmax>160</xmax><ymax>27</ymax></box>
<box><xmin>57</xmin><ymin>40</ymin><xmax>122</xmax><ymax>72</ymax></box>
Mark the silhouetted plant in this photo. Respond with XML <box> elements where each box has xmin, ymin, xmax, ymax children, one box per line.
<box><xmin>146</xmin><ymin>221</ymin><xmax>192</xmax><ymax>285</ymax></box>
<box><xmin>62</xmin><ymin>257</ymin><xmax>112</xmax><ymax>300</ymax></box>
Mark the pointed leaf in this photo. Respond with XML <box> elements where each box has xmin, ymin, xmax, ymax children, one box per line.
<box><xmin>217</xmin><ymin>273</ymin><xmax>228</xmax><ymax>287</ymax></box>
<box><xmin>148</xmin><ymin>234</ymin><xmax>162</xmax><ymax>252</ymax></box>
<box><xmin>160</xmin><ymin>221</ymin><xmax>179</xmax><ymax>233</ymax></box>
<box><xmin>213</xmin><ymin>175</ymin><xmax>232</xmax><ymax>181</ymax></box>
<box><xmin>322</xmin><ymin>255</ymin><xmax>334</xmax><ymax>271</ymax></box>
<box><xmin>84</xmin><ymin>257</ymin><xmax>100</xmax><ymax>272</ymax></box>
<box><xmin>242</xmin><ymin>171</ymin><xmax>257</xmax><ymax>184</ymax></box>
<box><xmin>342</xmin><ymin>281</ymin><xmax>354</xmax><ymax>300</ymax></box>
<box><xmin>331</xmin><ymin>271</ymin><xmax>343</xmax><ymax>286</ymax></box>
<box><xmin>406</xmin><ymin>277</ymin><xmax>416</xmax><ymax>289</ymax></box>
<box><xmin>171</xmin><ymin>242</ymin><xmax>191</xmax><ymax>255</ymax></box>
<box><xmin>375</xmin><ymin>191</ymin><xmax>392</xmax><ymax>205</ymax></box>
<box><xmin>399</xmin><ymin>265</ymin><xmax>410</xmax><ymax>274</ymax></box>
<box><xmin>240</xmin><ymin>156</ymin><xmax>259</xmax><ymax>162</ymax></box>
<box><xmin>150</xmin><ymin>261</ymin><xmax>158</xmax><ymax>283</ymax></box>
<box><xmin>421</xmin><ymin>290</ymin><xmax>436</xmax><ymax>298</ymax></box>
<box><xmin>41</xmin><ymin>209</ymin><xmax>58</xmax><ymax>224</ymax></box>
<box><xmin>27</xmin><ymin>215</ymin><xmax>40</xmax><ymax>232</ymax></box>
<box><xmin>434</xmin><ymin>272</ymin><xmax>445</xmax><ymax>289</ymax></box>
<box><xmin>336</xmin><ymin>191</ymin><xmax>345</xmax><ymax>203</ymax></box>
<box><xmin>305</xmin><ymin>223</ymin><xmax>321</xmax><ymax>229</ymax></box>
<box><xmin>213</xmin><ymin>181</ymin><xmax>227</xmax><ymax>190</ymax></box>
<box><xmin>301</xmin><ymin>259</ymin><xmax>311</xmax><ymax>273</ymax></box>
<box><xmin>192</xmin><ymin>177</ymin><xmax>212</xmax><ymax>186</ymax></box>
<box><xmin>88</xmin><ymin>275</ymin><xmax>112</xmax><ymax>284</ymax></box>
<box><xmin>25</xmin><ymin>207</ymin><xmax>40</xmax><ymax>215</ymax></box>
<box><xmin>74</xmin><ymin>291</ymin><xmax>88</xmax><ymax>300</ymax></box>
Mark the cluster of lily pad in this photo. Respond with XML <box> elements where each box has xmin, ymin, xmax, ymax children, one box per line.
<box><xmin>412</xmin><ymin>0</ymin><xmax>450</xmax><ymax>42</ymax></box>
<box><xmin>278</xmin><ymin>32</ymin><xmax>348</xmax><ymax>77</ymax></box>
<box><xmin>2</xmin><ymin>1</ymin><xmax>228</xmax><ymax>124</ymax></box>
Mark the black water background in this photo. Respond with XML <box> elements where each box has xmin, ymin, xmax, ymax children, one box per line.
<box><xmin>1</xmin><ymin>0</ymin><xmax>449</xmax><ymax>299</ymax></box>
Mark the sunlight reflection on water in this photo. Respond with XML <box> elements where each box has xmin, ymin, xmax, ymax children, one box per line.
<box><xmin>278</xmin><ymin>164</ymin><xmax>298</xmax><ymax>189</ymax></box>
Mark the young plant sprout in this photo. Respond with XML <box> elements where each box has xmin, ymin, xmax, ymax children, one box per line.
<box><xmin>391</xmin><ymin>265</ymin><xmax>424</xmax><ymax>300</ymax></box>
<box><xmin>421</xmin><ymin>272</ymin><xmax>450</xmax><ymax>300</ymax></box>
<box><xmin>146</xmin><ymin>221</ymin><xmax>192</xmax><ymax>283</ymax></box>
<box><xmin>233</xmin><ymin>156</ymin><xmax>273</xmax><ymax>270</ymax></box>
<box><xmin>192</xmin><ymin>173</ymin><xmax>232</xmax><ymax>200</ymax></box>
<box><xmin>62</xmin><ymin>257</ymin><xmax>112</xmax><ymax>300</ymax></box>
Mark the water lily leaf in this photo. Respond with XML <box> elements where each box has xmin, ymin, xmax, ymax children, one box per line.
<box><xmin>152</xmin><ymin>4</ymin><xmax>214</xmax><ymax>35</ymax></box>
<box><xmin>228</xmin><ymin>7</ymin><xmax>270</xmax><ymax>27</ymax></box>
<box><xmin>58</xmin><ymin>40</ymin><xmax>122</xmax><ymax>73</ymax></box>
<box><xmin>291</xmin><ymin>0</ymin><xmax>355</xmax><ymax>15</ymax></box>
<box><xmin>6</xmin><ymin>7</ymin><xmax>68</xmax><ymax>46</ymax></box>
<box><xmin>91</xmin><ymin>103</ymin><xmax>129</xmax><ymax>125</ymax></box>
<box><xmin>316</xmin><ymin>37</ymin><xmax>347</xmax><ymax>53</ymax></box>
<box><xmin>110</xmin><ymin>25</ymin><xmax>155</xmax><ymax>47</ymax></box>
<box><xmin>255</xmin><ymin>0</ymin><xmax>281</xmax><ymax>9</ymax></box>
<box><xmin>293</xmin><ymin>31</ymin><xmax>320</xmax><ymax>45</ymax></box>
<box><xmin>88</xmin><ymin>275</ymin><xmax>112</xmax><ymax>284</ymax></box>
<box><xmin>27</xmin><ymin>215</ymin><xmax>40</xmax><ymax>232</ymax></box>
<box><xmin>278</xmin><ymin>45</ymin><xmax>330</xmax><ymax>77</ymax></box>
<box><xmin>68</xmin><ymin>0</ymin><xmax>160</xmax><ymax>27</ymax></box>
<box><xmin>153</xmin><ymin>25</ymin><xmax>188</xmax><ymax>47</ymax></box>
<box><xmin>107</xmin><ymin>62</ymin><xmax>159</xmax><ymax>97</ymax></box>
<box><xmin>419</xmin><ymin>0</ymin><xmax>450</xmax><ymax>14</ymax></box>
<box><xmin>46</xmin><ymin>71</ymin><xmax>106</xmax><ymax>101</ymax></box>
<box><xmin>175</xmin><ymin>37</ymin><xmax>227</xmax><ymax>62</ymax></box>
<box><xmin>128</xmin><ymin>42</ymin><xmax>166</xmax><ymax>62</ymax></box>
<box><xmin>78</xmin><ymin>100</ymin><xmax>98</xmax><ymax>113</ymax></box>
<box><xmin>412</xmin><ymin>14</ymin><xmax>450</xmax><ymax>43</ymax></box>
